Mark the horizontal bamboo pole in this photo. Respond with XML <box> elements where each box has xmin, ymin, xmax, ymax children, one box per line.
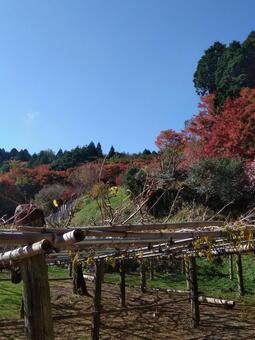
<box><xmin>79</xmin><ymin>221</ymin><xmax>225</xmax><ymax>232</ymax></box>
<box><xmin>198</xmin><ymin>296</ymin><xmax>235</xmax><ymax>307</ymax></box>
<box><xmin>54</xmin><ymin>229</ymin><xmax>84</xmax><ymax>247</ymax></box>
<box><xmin>0</xmin><ymin>239</ymin><xmax>52</xmax><ymax>264</ymax></box>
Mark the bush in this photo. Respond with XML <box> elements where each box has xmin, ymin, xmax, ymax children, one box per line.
<box><xmin>186</xmin><ymin>158</ymin><xmax>251</xmax><ymax>212</ymax></box>
<box><xmin>124</xmin><ymin>167</ymin><xmax>146</xmax><ymax>197</ymax></box>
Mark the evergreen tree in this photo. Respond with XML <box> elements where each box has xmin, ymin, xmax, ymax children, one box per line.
<box><xmin>108</xmin><ymin>146</ymin><xmax>115</xmax><ymax>158</ymax></box>
<box><xmin>96</xmin><ymin>142</ymin><xmax>103</xmax><ymax>157</ymax></box>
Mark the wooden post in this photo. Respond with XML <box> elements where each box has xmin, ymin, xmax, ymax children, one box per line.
<box><xmin>73</xmin><ymin>261</ymin><xmax>90</xmax><ymax>296</ymax></box>
<box><xmin>229</xmin><ymin>255</ymin><xmax>233</xmax><ymax>281</ymax></box>
<box><xmin>69</xmin><ymin>262</ymin><xmax>73</xmax><ymax>277</ymax></box>
<box><xmin>149</xmin><ymin>259</ymin><xmax>154</xmax><ymax>280</ymax></box>
<box><xmin>21</xmin><ymin>254</ymin><xmax>54</xmax><ymax>340</ymax></box>
<box><xmin>119</xmin><ymin>259</ymin><xmax>126</xmax><ymax>307</ymax></box>
<box><xmin>189</xmin><ymin>257</ymin><xmax>199</xmax><ymax>328</ymax></box>
<box><xmin>140</xmin><ymin>260</ymin><xmax>146</xmax><ymax>293</ymax></box>
<box><xmin>236</xmin><ymin>253</ymin><xmax>244</xmax><ymax>296</ymax></box>
<box><xmin>185</xmin><ymin>259</ymin><xmax>190</xmax><ymax>290</ymax></box>
<box><xmin>91</xmin><ymin>260</ymin><xmax>103</xmax><ymax>340</ymax></box>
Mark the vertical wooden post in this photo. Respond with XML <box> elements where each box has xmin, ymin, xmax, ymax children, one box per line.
<box><xmin>119</xmin><ymin>259</ymin><xmax>126</xmax><ymax>308</ymax></box>
<box><xmin>149</xmin><ymin>259</ymin><xmax>154</xmax><ymax>280</ymax></box>
<box><xmin>236</xmin><ymin>253</ymin><xmax>244</xmax><ymax>296</ymax></box>
<box><xmin>73</xmin><ymin>262</ymin><xmax>90</xmax><ymax>296</ymax></box>
<box><xmin>229</xmin><ymin>255</ymin><xmax>233</xmax><ymax>281</ymax></box>
<box><xmin>140</xmin><ymin>260</ymin><xmax>146</xmax><ymax>293</ymax></box>
<box><xmin>185</xmin><ymin>258</ymin><xmax>190</xmax><ymax>290</ymax></box>
<box><xmin>91</xmin><ymin>260</ymin><xmax>103</xmax><ymax>340</ymax></box>
<box><xmin>21</xmin><ymin>254</ymin><xmax>54</xmax><ymax>340</ymax></box>
<box><xmin>189</xmin><ymin>257</ymin><xmax>199</xmax><ymax>328</ymax></box>
<box><xmin>69</xmin><ymin>262</ymin><xmax>73</xmax><ymax>277</ymax></box>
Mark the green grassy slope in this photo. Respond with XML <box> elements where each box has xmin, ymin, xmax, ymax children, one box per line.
<box><xmin>71</xmin><ymin>187</ymin><xmax>133</xmax><ymax>226</ymax></box>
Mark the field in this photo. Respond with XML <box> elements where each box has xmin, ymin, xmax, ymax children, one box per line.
<box><xmin>1</xmin><ymin>255</ymin><xmax>255</xmax><ymax>339</ymax></box>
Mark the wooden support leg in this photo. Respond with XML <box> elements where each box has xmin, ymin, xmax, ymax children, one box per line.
<box><xmin>185</xmin><ymin>259</ymin><xmax>190</xmax><ymax>290</ymax></box>
<box><xmin>236</xmin><ymin>253</ymin><xmax>244</xmax><ymax>296</ymax></box>
<box><xmin>119</xmin><ymin>259</ymin><xmax>126</xmax><ymax>308</ymax></box>
<box><xmin>229</xmin><ymin>255</ymin><xmax>233</xmax><ymax>281</ymax></box>
<box><xmin>69</xmin><ymin>262</ymin><xmax>73</xmax><ymax>277</ymax></box>
<box><xmin>73</xmin><ymin>262</ymin><xmax>90</xmax><ymax>296</ymax></box>
<box><xmin>91</xmin><ymin>260</ymin><xmax>103</xmax><ymax>340</ymax></box>
<box><xmin>140</xmin><ymin>260</ymin><xmax>146</xmax><ymax>293</ymax></box>
<box><xmin>189</xmin><ymin>257</ymin><xmax>199</xmax><ymax>328</ymax></box>
<box><xmin>149</xmin><ymin>259</ymin><xmax>154</xmax><ymax>280</ymax></box>
<box><xmin>21</xmin><ymin>254</ymin><xmax>54</xmax><ymax>340</ymax></box>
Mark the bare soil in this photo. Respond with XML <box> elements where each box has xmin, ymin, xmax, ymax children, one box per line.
<box><xmin>0</xmin><ymin>280</ymin><xmax>255</xmax><ymax>340</ymax></box>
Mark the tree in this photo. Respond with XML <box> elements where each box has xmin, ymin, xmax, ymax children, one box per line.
<box><xmin>155</xmin><ymin>129</ymin><xmax>186</xmax><ymax>176</ymax></box>
<box><xmin>215</xmin><ymin>41</ymin><xmax>247</xmax><ymax>109</ymax></box>
<box><xmin>193</xmin><ymin>42</ymin><xmax>226</xmax><ymax>96</ymax></box>
<box><xmin>108</xmin><ymin>146</ymin><xmax>115</xmax><ymax>158</ymax></box>
<box><xmin>186</xmin><ymin>88</ymin><xmax>255</xmax><ymax>159</ymax></box>
<box><xmin>96</xmin><ymin>143</ymin><xmax>103</xmax><ymax>158</ymax></box>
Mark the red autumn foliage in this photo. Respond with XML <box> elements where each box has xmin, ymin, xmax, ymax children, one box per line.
<box><xmin>186</xmin><ymin>88</ymin><xmax>255</xmax><ymax>159</ymax></box>
<box><xmin>155</xmin><ymin>129</ymin><xmax>186</xmax><ymax>151</ymax></box>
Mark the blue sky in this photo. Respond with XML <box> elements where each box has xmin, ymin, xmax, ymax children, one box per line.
<box><xmin>0</xmin><ymin>0</ymin><xmax>254</xmax><ymax>154</ymax></box>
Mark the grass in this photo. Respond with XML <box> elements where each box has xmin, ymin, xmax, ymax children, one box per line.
<box><xmin>0</xmin><ymin>266</ymin><xmax>70</xmax><ymax>319</ymax></box>
<box><xmin>104</xmin><ymin>254</ymin><xmax>255</xmax><ymax>304</ymax></box>
<box><xmin>71</xmin><ymin>187</ymin><xmax>132</xmax><ymax>226</ymax></box>
<box><xmin>1</xmin><ymin>254</ymin><xmax>255</xmax><ymax>319</ymax></box>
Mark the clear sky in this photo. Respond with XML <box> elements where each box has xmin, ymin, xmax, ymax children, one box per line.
<box><xmin>0</xmin><ymin>0</ymin><xmax>254</xmax><ymax>154</ymax></box>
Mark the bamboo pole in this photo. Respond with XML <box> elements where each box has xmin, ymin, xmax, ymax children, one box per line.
<box><xmin>91</xmin><ymin>260</ymin><xmax>103</xmax><ymax>340</ymax></box>
<box><xmin>198</xmin><ymin>296</ymin><xmax>235</xmax><ymax>308</ymax></box>
<box><xmin>0</xmin><ymin>239</ymin><xmax>52</xmax><ymax>264</ymax></box>
<box><xmin>119</xmin><ymin>259</ymin><xmax>126</xmax><ymax>307</ymax></box>
<box><xmin>236</xmin><ymin>253</ymin><xmax>244</xmax><ymax>296</ymax></box>
<box><xmin>189</xmin><ymin>257</ymin><xmax>199</xmax><ymax>328</ymax></box>
<box><xmin>79</xmin><ymin>221</ymin><xmax>225</xmax><ymax>232</ymax></box>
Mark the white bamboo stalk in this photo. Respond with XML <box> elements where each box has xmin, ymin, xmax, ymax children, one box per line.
<box><xmin>0</xmin><ymin>239</ymin><xmax>52</xmax><ymax>263</ymax></box>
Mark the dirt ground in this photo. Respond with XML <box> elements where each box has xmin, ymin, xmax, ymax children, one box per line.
<box><xmin>1</xmin><ymin>280</ymin><xmax>255</xmax><ymax>340</ymax></box>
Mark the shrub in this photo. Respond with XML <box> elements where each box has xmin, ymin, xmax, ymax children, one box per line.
<box><xmin>186</xmin><ymin>157</ymin><xmax>250</xmax><ymax>212</ymax></box>
<box><xmin>124</xmin><ymin>167</ymin><xmax>146</xmax><ymax>197</ymax></box>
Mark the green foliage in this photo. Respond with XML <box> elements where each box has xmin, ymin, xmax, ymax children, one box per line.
<box><xmin>0</xmin><ymin>161</ymin><xmax>10</xmax><ymax>173</ymax></box>
<box><xmin>124</xmin><ymin>167</ymin><xmax>147</xmax><ymax>197</ymax></box>
<box><xmin>194</xmin><ymin>31</ymin><xmax>255</xmax><ymax>110</ymax></box>
<box><xmin>186</xmin><ymin>158</ymin><xmax>249</xmax><ymax>210</ymax></box>
<box><xmin>194</xmin><ymin>41</ymin><xmax>226</xmax><ymax>96</ymax></box>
